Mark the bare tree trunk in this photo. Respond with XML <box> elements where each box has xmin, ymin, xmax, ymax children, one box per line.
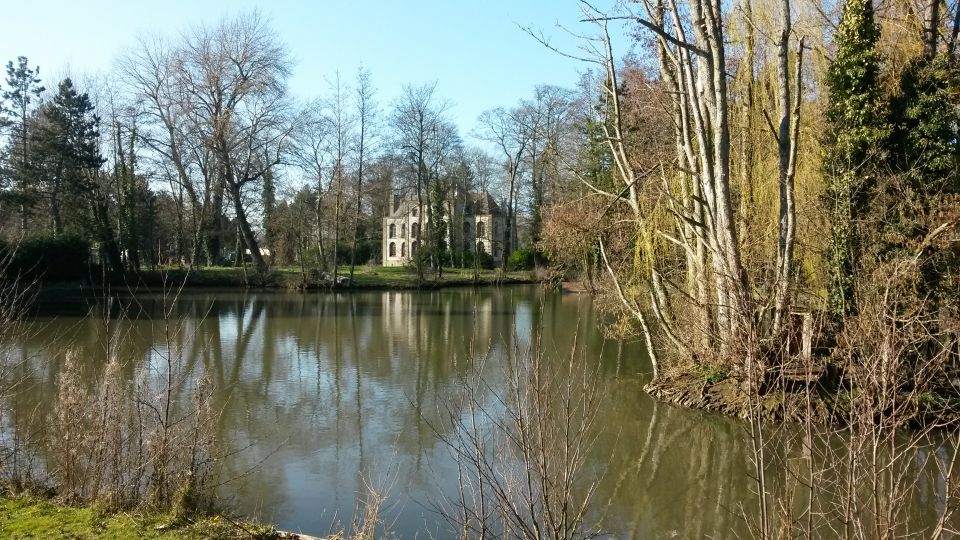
<box><xmin>332</xmin><ymin>164</ymin><xmax>343</xmax><ymax>290</ymax></box>
<box><xmin>229</xmin><ymin>182</ymin><xmax>267</xmax><ymax>276</ymax></box>
<box><xmin>204</xmin><ymin>180</ymin><xmax>225</xmax><ymax>267</ymax></box>
<box><xmin>316</xmin><ymin>174</ymin><xmax>327</xmax><ymax>272</ymax></box>
<box><xmin>415</xmin><ymin>153</ymin><xmax>426</xmax><ymax>282</ymax></box>
<box><xmin>50</xmin><ymin>170</ymin><xmax>63</xmax><ymax>237</ymax></box>
<box><xmin>738</xmin><ymin>0</ymin><xmax>756</xmax><ymax>245</ymax></box>
<box><xmin>924</xmin><ymin>0</ymin><xmax>941</xmax><ymax>56</ymax></box>
<box><xmin>773</xmin><ymin>4</ymin><xmax>803</xmax><ymax>337</ymax></box>
<box><xmin>349</xmin><ymin>127</ymin><xmax>365</xmax><ymax>282</ymax></box>
<box><xmin>949</xmin><ymin>0</ymin><xmax>960</xmax><ymax>56</ymax></box>
<box><xmin>90</xmin><ymin>178</ymin><xmax>125</xmax><ymax>279</ymax></box>
<box><xmin>349</xmin><ymin>69</ymin><xmax>374</xmax><ymax>282</ymax></box>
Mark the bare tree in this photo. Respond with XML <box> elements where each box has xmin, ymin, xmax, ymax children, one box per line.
<box><xmin>293</xmin><ymin>101</ymin><xmax>332</xmax><ymax>272</ymax></box>
<box><xmin>771</xmin><ymin>0</ymin><xmax>804</xmax><ymax>336</ymax></box>
<box><xmin>348</xmin><ymin>67</ymin><xmax>378</xmax><ymax>282</ymax></box>
<box><xmin>430</xmin><ymin>332</ymin><xmax>607</xmax><ymax>539</ymax></box>
<box><xmin>390</xmin><ymin>82</ymin><xmax>450</xmax><ymax>280</ymax></box>
<box><xmin>520</xmin><ymin>85</ymin><xmax>574</xmax><ymax>251</ymax></box>
<box><xmin>476</xmin><ymin>106</ymin><xmax>529</xmax><ymax>261</ymax></box>
<box><xmin>120</xmin><ymin>36</ymin><xmax>215</xmax><ymax>267</ymax></box>
<box><xmin>533</xmin><ymin>0</ymin><xmax>810</xmax><ymax>381</ymax></box>
<box><xmin>325</xmin><ymin>73</ymin><xmax>357</xmax><ymax>288</ymax></box>
<box><xmin>178</xmin><ymin>12</ymin><xmax>296</xmax><ymax>277</ymax></box>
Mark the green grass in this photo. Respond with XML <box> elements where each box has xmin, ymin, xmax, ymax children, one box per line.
<box><xmin>0</xmin><ymin>496</ymin><xmax>278</xmax><ymax>539</ymax></box>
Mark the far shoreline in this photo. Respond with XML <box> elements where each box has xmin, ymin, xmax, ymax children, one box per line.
<box><xmin>26</xmin><ymin>265</ymin><xmax>545</xmax><ymax>301</ymax></box>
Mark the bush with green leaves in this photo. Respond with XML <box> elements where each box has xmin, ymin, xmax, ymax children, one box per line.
<box><xmin>1</xmin><ymin>234</ymin><xmax>91</xmax><ymax>282</ymax></box>
<box><xmin>453</xmin><ymin>249</ymin><xmax>493</xmax><ymax>270</ymax></box>
<box><xmin>507</xmin><ymin>247</ymin><xmax>540</xmax><ymax>271</ymax></box>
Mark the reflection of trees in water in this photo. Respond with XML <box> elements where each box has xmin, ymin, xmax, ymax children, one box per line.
<box><xmin>9</xmin><ymin>289</ymin><xmax>958</xmax><ymax>537</ymax></box>
<box><xmin>587</xmin><ymin>384</ymin><xmax>748</xmax><ymax>538</ymax></box>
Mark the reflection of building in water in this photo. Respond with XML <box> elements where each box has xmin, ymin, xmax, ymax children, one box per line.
<box><xmin>380</xmin><ymin>290</ymin><xmax>496</xmax><ymax>354</ymax></box>
<box><xmin>382</xmin><ymin>191</ymin><xmax>509</xmax><ymax>267</ymax></box>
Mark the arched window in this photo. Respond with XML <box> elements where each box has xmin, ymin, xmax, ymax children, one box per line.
<box><xmin>389</xmin><ymin>242</ymin><xmax>396</xmax><ymax>257</ymax></box>
<box><xmin>412</xmin><ymin>241</ymin><xmax>419</xmax><ymax>255</ymax></box>
<box><xmin>412</xmin><ymin>208</ymin><xmax>418</xmax><ymax>217</ymax></box>
<box><xmin>389</xmin><ymin>223</ymin><xmax>396</xmax><ymax>238</ymax></box>
<box><xmin>477</xmin><ymin>241</ymin><xmax>485</xmax><ymax>254</ymax></box>
<box><xmin>411</xmin><ymin>222</ymin><xmax>420</xmax><ymax>238</ymax></box>
<box><xmin>463</xmin><ymin>221</ymin><xmax>470</xmax><ymax>236</ymax></box>
<box><xmin>401</xmin><ymin>242</ymin><xmax>406</xmax><ymax>257</ymax></box>
<box><xmin>400</xmin><ymin>223</ymin><xmax>407</xmax><ymax>238</ymax></box>
<box><xmin>477</xmin><ymin>221</ymin><xmax>486</xmax><ymax>238</ymax></box>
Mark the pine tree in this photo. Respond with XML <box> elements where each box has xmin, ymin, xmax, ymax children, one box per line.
<box><xmin>1</xmin><ymin>56</ymin><xmax>45</xmax><ymax>234</ymax></box>
<box><xmin>34</xmin><ymin>78</ymin><xmax>123</xmax><ymax>276</ymax></box>
<box><xmin>824</xmin><ymin>0</ymin><xmax>889</xmax><ymax>320</ymax></box>
<box><xmin>33</xmin><ymin>78</ymin><xmax>105</xmax><ymax>235</ymax></box>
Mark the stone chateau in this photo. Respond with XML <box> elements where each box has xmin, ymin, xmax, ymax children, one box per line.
<box><xmin>382</xmin><ymin>191</ymin><xmax>508</xmax><ymax>267</ymax></box>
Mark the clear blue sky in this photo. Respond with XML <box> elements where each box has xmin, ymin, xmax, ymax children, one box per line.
<box><xmin>0</xmin><ymin>0</ymin><xmax>634</xmax><ymax>142</ymax></box>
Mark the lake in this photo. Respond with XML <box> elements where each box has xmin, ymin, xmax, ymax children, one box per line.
<box><xmin>9</xmin><ymin>286</ymin><xmax>955</xmax><ymax>538</ymax></box>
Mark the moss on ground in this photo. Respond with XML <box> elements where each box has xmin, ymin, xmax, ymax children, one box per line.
<box><xmin>0</xmin><ymin>496</ymin><xmax>280</xmax><ymax>539</ymax></box>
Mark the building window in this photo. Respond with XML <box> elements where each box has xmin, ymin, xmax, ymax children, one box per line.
<box><xmin>389</xmin><ymin>223</ymin><xmax>396</xmax><ymax>239</ymax></box>
<box><xmin>401</xmin><ymin>223</ymin><xmax>406</xmax><ymax>238</ymax></box>
<box><xmin>411</xmin><ymin>222</ymin><xmax>420</xmax><ymax>238</ymax></box>
<box><xmin>389</xmin><ymin>242</ymin><xmax>396</xmax><ymax>257</ymax></box>
<box><xmin>477</xmin><ymin>221</ymin><xmax>485</xmax><ymax>238</ymax></box>
<box><xmin>477</xmin><ymin>241</ymin><xmax>485</xmax><ymax>254</ymax></box>
<box><xmin>412</xmin><ymin>241</ymin><xmax>419</xmax><ymax>255</ymax></box>
<box><xmin>463</xmin><ymin>221</ymin><xmax>470</xmax><ymax>236</ymax></box>
<box><xmin>401</xmin><ymin>242</ymin><xmax>406</xmax><ymax>257</ymax></box>
<box><xmin>412</xmin><ymin>208</ymin><xmax>418</xmax><ymax>217</ymax></box>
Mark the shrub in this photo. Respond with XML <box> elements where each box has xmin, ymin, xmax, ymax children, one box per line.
<box><xmin>335</xmin><ymin>240</ymin><xmax>376</xmax><ymax>266</ymax></box>
<box><xmin>451</xmin><ymin>250</ymin><xmax>494</xmax><ymax>270</ymax></box>
<box><xmin>3</xmin><ymin>234</ymin><xmax>91</xmax><ymax>282</ymax></box>
<box><xmin>700</xmin><ymin>366</ymin><xmax>728</xmax><ymax>384</ymax></box>
<box><xmin>507</xmin><ymin>247</ymin><xmax>540</xmax><ymax>271</ymax></box>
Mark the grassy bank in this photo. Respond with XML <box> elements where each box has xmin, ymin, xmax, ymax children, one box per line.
<box><xmin>0</xmin><ymin>496</ymin><xmax>283</xmax><ymax>539</ymax></box>
<box><xmin>75</xmin><ymin>265</ymin><xmax>538</xmax><ymax>290</ymax></box>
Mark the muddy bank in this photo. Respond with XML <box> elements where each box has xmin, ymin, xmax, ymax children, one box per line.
<box><xmin>644</xmin><ymin>371</ymin><xmax>959</xmax><ymax>427</ymax></box>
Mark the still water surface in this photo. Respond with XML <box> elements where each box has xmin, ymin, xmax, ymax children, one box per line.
<box><xmin>12</xmin><ymin>286</ymin><xmax>955</xmax><ymax>538</ymax></box>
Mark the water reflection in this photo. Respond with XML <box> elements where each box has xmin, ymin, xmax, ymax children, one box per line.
<box><xmin>9</xmin><ymin>287</ymin><xmax>957</xmax><ymax>538</ymax></box>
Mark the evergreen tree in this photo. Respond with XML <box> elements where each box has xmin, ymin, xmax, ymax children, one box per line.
<box><xmin>33</xmin><ymin>79</ymin><xmax>104</xmax><ymax>235</ymax></box>
<box><xmin>888</xmin><ymin>55</ymin><xmax>959</xmax><ymax>199</ymax></box>
<box><xmin>115</xmin><ymin>121</ymin><xmax>143</xmax><ymax>270</ymax></box>
<box><xmin>581</xmin><ymin>111</ymin><xmax>615</xmax><ymax>193</ymax></box>
<box><xmin>823</xmin><ymin>0</ymin><xmax>889</xmax><ymax>320</ymax></box>
<box><xmin>882</xmin><ymin>52</ymin><xmax>960</xmax><ymax>309</ymax></box>
<box><xmin>428</xmin><ymin>175</ymin><xmax>449</xmax><ymax>275</ymax></box>
<box><xmin>1</xmin><ymin>56</ymin><xmax>45</xmax><ymax>234</ymax></box>
<box><xmin>34</xmin><ymin>78</ymin><xmax>122</xmax><ymax>276</ymax></box>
